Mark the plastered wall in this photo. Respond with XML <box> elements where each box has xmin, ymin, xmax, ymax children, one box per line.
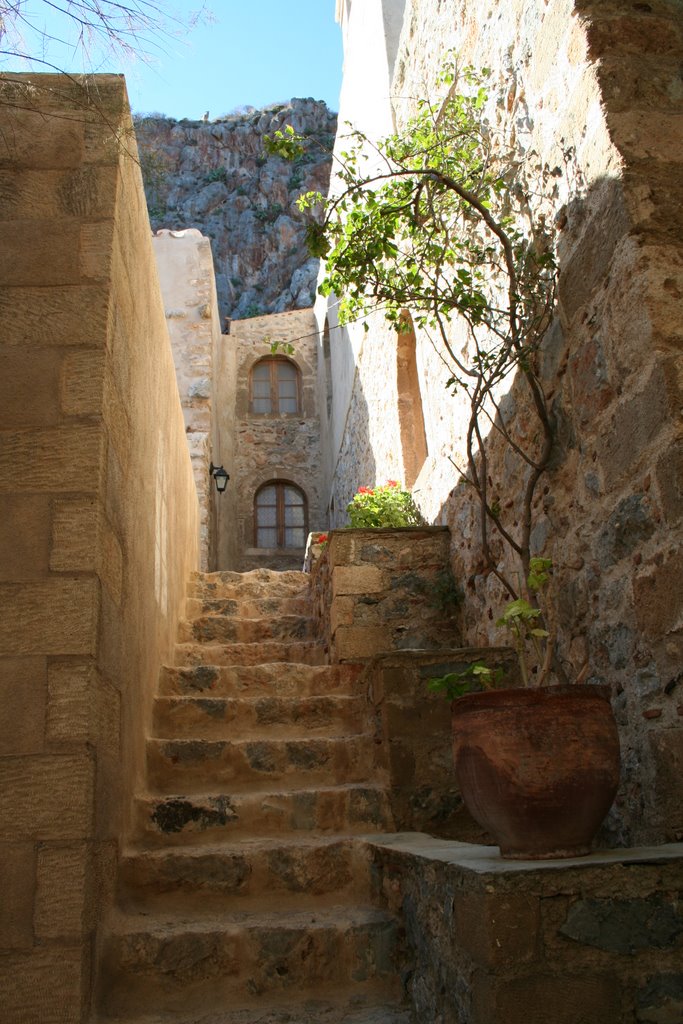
<box><xmin>321</xmin><ymin>0</ymin><xmax>683</xmax><ymax>845</ymax></box>
<box><xmin>0</xmin><ymin>74</ymin><xmax>199</xmax><ymax>1021</ymax></box>
<box><xmin>153</xmin><ymin>229</ymin><xmax>222</xmax><ymax>570</ymax></box>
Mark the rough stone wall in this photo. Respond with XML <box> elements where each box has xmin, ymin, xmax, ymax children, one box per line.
<box><xmin>311</xmin><ymin>527</ymin><xmax>461</xmax><ymax>660</ymax></box>
<box><xmin>371</xmin><ymin>837</ymin><xmax>683</xmax><ymax>1024</ymax></box>
<box><xmin>136</xmin><ymin>100</ymin><xmax>336</xmax><ymax>323</ymax></box>
<box><xmin>326</xmin><ymin>0</ymin><xmax>683</xmax><ymax>846</ymax></box>
<box><xmin>153</xmin><ymin>229</ymin><xmax>222</xmax><ymax>569</ymax></box>
<box><xmin>0</xmin><ymin>74</ymin><xmax>199</xmax><ymax>1021</ymax></box>
<box><xmin>216</xmin><ymin>309</ymin><xmax>324</xmax><ymax>571</ymax></box>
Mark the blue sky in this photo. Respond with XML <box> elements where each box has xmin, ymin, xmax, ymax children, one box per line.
<box><xmin>1</xmin><ymin>1</ymin><xmax>344</xmax><ymax>117</ymax></box>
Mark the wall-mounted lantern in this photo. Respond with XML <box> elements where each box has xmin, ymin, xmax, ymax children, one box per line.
<box><xmin>209</xmin><ymin>462</ymin><xmax>230</xmax><ymax>494</ymax></box>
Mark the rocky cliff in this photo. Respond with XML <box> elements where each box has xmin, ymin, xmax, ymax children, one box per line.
<box><xmin>134</xmin><ymin>99</ymin><xmax>336</xmax><ymax>323</ymax></box>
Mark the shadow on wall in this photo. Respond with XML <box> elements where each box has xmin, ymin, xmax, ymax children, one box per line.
<box><xmin>328</xmin><ymin>366</ymin><xmax>377</xmax><ymax>528</ymax></box>
<box><xmin>434</xmin><ymin>172</ymin><xmax>683</xmax><ymax>848</ymax></box>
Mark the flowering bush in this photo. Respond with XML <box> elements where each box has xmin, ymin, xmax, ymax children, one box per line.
<box><xmin>346</xmin><ymin>481</ymin><xmax>425</xmax><ymax>529</ymax></box>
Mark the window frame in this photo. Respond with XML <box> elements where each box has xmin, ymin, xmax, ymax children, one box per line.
<box><xmin>254</xmin><ymin>481</ymin><xmax>308</xmax><ymax>549</ymax></box>
<box><xmin>249</xmin><ymin>356</ymin><xmax>302</xmax><ymax>416</ymax></box>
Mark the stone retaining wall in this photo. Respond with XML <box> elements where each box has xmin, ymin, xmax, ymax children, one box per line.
<box><xmin>310</xmin><ymin>527</ymin><xmax>461</xmax><ymax>661</ymax></box>
<box><xmin>369</xmin><ymin>835</ymin><xmax>683</xmax><ymax>1024</ymax></box>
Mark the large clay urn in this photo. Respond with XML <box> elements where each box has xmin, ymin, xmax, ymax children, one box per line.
<box><xmin>451</xmin><ymin>685</ymin><xmax>620</xmax><ymax>859</ymax></box>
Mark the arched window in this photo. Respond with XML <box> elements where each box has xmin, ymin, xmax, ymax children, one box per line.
<box><xmin>250</xmin><ymin>357</ymin><xmax>301</xmax><ymax>415</ymax></box>
<box><xmin>397</xmin><ymin>312</ymin><xmax>428</xmax><ymax>488</ymax></box>
<box><xmin>254</xmin><ymin>482</ymin><xmax>308</xmax><ymax>549</ymax></box>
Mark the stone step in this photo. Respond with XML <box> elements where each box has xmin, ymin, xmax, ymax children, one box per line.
<box><xmin>191</xmin><ymin>569</ymin><xmax>310</xmax><ymax>602</ymax></box>
<box><xmin>186</xmin><ymin>592</ymin><xmax>313</xmax><ymax>619</ymax></box>
<box><xmin>153</xmin><ymin>695</ymin><xmax>367</xmax><ymax>740</ymax></box>
<box><xmin>178</xmin><ymin>614</ymin><xmax>317</xmax><ymax>645</ymax></box>
<box><xmin>117</xmin><ymin>837</ymin><xmax>372</xmax><ymax>912</ymax></box>
<box><xmin>98</xmin><ymin>1002</ymin><xmax>414</xmax><ymax>1023</ymax></box>
<box><xmin>133</xmin><ymin>785</ymin><xmax>393</xmax><ymax>846</ymax></box>
<box><xmin>98</xmin><ymin>1002</ymin><xmax>414</xmax><ymax>1024</ymax></box>
<box><xmin>159</xmin><ymin>663</ymin><xmax>362</xmax><ymax>699</ymax></box>
<box><xmin>173</xmin><ymin>640</ymin><xmax>327</xmax><ymax>667</ymax></box>
<box><xmin>146</xmin><ymin>735</ymin><xmax>378</xmax><ymax>793</ymax></box>
<box><xmin>98</xmin><ymin>907</ymin><xmax>401</xmax><ymax>1017</ymax></box>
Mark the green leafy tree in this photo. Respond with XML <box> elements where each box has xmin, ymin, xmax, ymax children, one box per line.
<box><xmin>266</xmin><ymin>61</ymin><xmax>558</xmax><ymax>612</ymax></box>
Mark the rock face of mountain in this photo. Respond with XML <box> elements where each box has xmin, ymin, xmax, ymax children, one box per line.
<box><xmin>135</xmin><ymin>99</ymin><xmax>336</xmax><ymax>323</ymax></box>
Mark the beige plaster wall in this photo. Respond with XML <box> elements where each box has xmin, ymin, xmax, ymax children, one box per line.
<box><xmin>325</xmin><ymin>1</ymin><xmax>683</xmax><ymax>844</ymax></box>
<box><xmin>217</xmin><ymin>309</ymin><xmax>324</xmax><ymax>571</ymax></box>
<box><xmin>0</xmin><ymin>74</ymin><xmax>199</xmax><ymax>1021</ymax></box>
<box><xmin>153</xmin><ymin>228</ymin><xmax>222</xmax><ymax>570</ymax></box>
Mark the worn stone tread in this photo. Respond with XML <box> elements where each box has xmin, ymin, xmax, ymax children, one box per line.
<box><xmin>117</xmin><ymin>836</ymin><xmax>373</xmax><ymax>911</ymax></box>
<box><xmin>134</xmin><ymin>783</ymin><xmax>394</xmax><ymax>844</ymax></box>
<box><xmin>146</xmin><ymin>734</ymin><xmax>378</xmax><ymax>792</ymax></box>
<box><xmin>173</xmin><ymin>640</ymin><xmax>327</xmax><ymax>667</ymax></box>
<box><xmin>100</xmin><ymin>908</ymin><xmax>401</xmax><ymax>1015</ymax></box>
<box><xmin>179</xmin><ymin>614</ymin><xmax>316</xmax><ymax>645</ymax></box>
<box><xmin>159</xmin><ymin>663</ymin><xmax>362</xmax><ymax>698</ymax></box>
<box><xmin>152</xmin><ymin>695</ymin><xmax>366</xmax><ymax>741</ymax></box>
<box><xmin>99</xmin><ymin>1004</ymin><xmax>414</xmax><ymax>1023</ymax></box>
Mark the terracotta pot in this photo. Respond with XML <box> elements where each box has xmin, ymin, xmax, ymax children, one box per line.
<box><xmin>451</xmin><ymin>685</ymin><xmax>620</xmax><ymax>859</ymax></box>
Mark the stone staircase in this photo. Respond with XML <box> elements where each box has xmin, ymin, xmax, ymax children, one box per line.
<box><xmin>97</xmin><ymin>569</ymin><xmax>413</xmax><ymax>1024</ymax></box>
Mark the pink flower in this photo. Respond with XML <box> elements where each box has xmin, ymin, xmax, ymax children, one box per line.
<box><xmin>386</xmin><ymin>480</ymin><xmax>399</xmax><ymax>488</ymax></box>
<box><xmin>357</xmin><ymin>486</ymin><xmax>374</xmax><ymax>495</ymax></box>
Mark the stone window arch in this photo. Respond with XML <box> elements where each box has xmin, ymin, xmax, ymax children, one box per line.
<box><xmin>322</xmin><ymin>317</ymin><xmax>333</xmax><ymax>419</ymax></box>
<box><xmin>249</xmin><ymin>357</ymin><xmax>302</xmax><ymax>415</ymax></box>
<box><xmin>396</xmin><ymin>311</ymin><xmax>428</xmax><ymax>488</ymax></box>
<box><xmin>254</xmin><ymin>481</ymin><xmax>308</xmax><ymax>549</ymax></box>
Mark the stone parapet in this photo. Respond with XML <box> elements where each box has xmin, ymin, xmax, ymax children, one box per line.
<box><xmin>368</xmin><ymin>834</ymin><xmax>683</xmax><ymax>1024</ymax></box>
<box><xmin>311</xmin><ymin>527</ymin><xmax>461</xmax><ymax>662</ymax></box>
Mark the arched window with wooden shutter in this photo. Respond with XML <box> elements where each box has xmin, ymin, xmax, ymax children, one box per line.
<box><xmin>250</xmin><ymin>357</ymin><xmax>301</xmax><ymax>415</ymax></box>
<box><xmin>254</xmin><ymin>482</ymin><xmax>308</xmax><ymax>549</ymax></box>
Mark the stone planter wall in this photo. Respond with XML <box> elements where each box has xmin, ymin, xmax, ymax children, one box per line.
<box><xmin>369</xmin><ymin>835</ymin><xmax>683</xmax><ymax>1024</ymax></box>
<box><xmin>310</xmin><ymin>527</ymin><xmax>461</xmax><ymax>662</ymax></box>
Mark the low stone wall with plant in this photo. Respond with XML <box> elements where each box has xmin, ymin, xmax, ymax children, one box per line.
<box><xmin>309</xmin><ymin>526</ymin><xmax>461</xmax><ymax>662</ymax></box>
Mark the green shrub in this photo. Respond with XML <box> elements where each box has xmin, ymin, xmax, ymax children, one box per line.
<box><xmin>346</xmin><ymin>481</ymin><xmax>425</xmax><ymax>529</ymax></box>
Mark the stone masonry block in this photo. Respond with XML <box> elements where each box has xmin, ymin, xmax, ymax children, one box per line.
<box><xmin>0</xmin><ymin>106</ymin><xmax>84</xmax><ymax>168</ymax></box>
<box><xmin>634</xmin><ymin>548</ymin><xmax>683</xmax><ymax>639</ymax></box>
<box><xmin>471</xmin><ymin>970</ymin><xmax>622</xmax><ymax>1024</ymax></box>
<box><xmin>330</xmin><ymin>595</ymin><xmax>355</xmax><ymax>635</ymax></box>
<box><xmin>0</xmin><ymin>494</ymin><xmax>51</xmax><ymax>581</ymax></box>
<box><xmin>0</xmin><ymin>753</ymin><xmax>95</xmax><ymax>840</ymax></box>
<box><xmin>453</xmin><ymin>890</ymin><xmax>540</xmax><ymax>968</ymax></box>
<box><xmin>0</xmin><ymin>285</ymin><xmax>110</xmax><ymax>347</ymax></box>
<box><xmin>0</xmin><ymin>424</ymin><xmax>105</xmax><ymax>492</ymax></box>
<box><xmin>79</xmin><ymin>221</ymin><xmax>114</xmax><ymax>281</ymax></box>
<box><xmin>0</xmin><ymin>219</ymin><xmax>82</xmax><ymax>286</ymax></box>
<box><xmin>0</xmin><ymin>842</ymin><xmax>36</xmax><ymax>949</ymax></box>
<box><xmin>0</xmin><ymin>346</ymin><xmax>62</xmax><ymax>427</ymax></box>
<box><xmin>0</xmin><ymin>166</ymin><xmax>118</xmax><ymax>220</ymax></box>
<box><xmin>648</xmin><ymin>728</ymin><xmax>683</xmax><ymax>840</ymax></box>
<box><xmin>60</xmin><ymin>349</ymin><xmax>106</xmax><ymax>416</ymax></box>
<box><xmin>46</xmin><ymin>661</ymin><xmax>97</xmax><ymax>745</ymax></box>
<box><xmin>0</xmin><ymin>947</ymin><xmax>85</xmax><ymax>1024</ymax></box>
<box><xmin>35</xmin><ymin>842</ymin><xmax>89</xmax><ymax>939</ymax></box>
<box><xmin>50</xmin><ymin>498</ymin><xmax>99</xmax><ymax>572</ymax></box>
<box><xmin>0</xmin><ymin>657</ymin><xmax>46</xmax><ymax>755</ymax></box>
<box><xmin>0</xmin><ymin>578</ymin><xmax>100</xmax><ymax>656</ymax></box>
<box><xmin>332</xmin><ymin>565</ymin><xmax>388</xmax><ymax>597</ymax></box>
<box><xmin>334</xmin><ymin>624</ymin><xmax>392</xmax><ymax>662</ymax></box>
<box><xmin>51</xmin><ymin>497</ymin><xmax>123</xmax><ymax>603</ymax></box>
